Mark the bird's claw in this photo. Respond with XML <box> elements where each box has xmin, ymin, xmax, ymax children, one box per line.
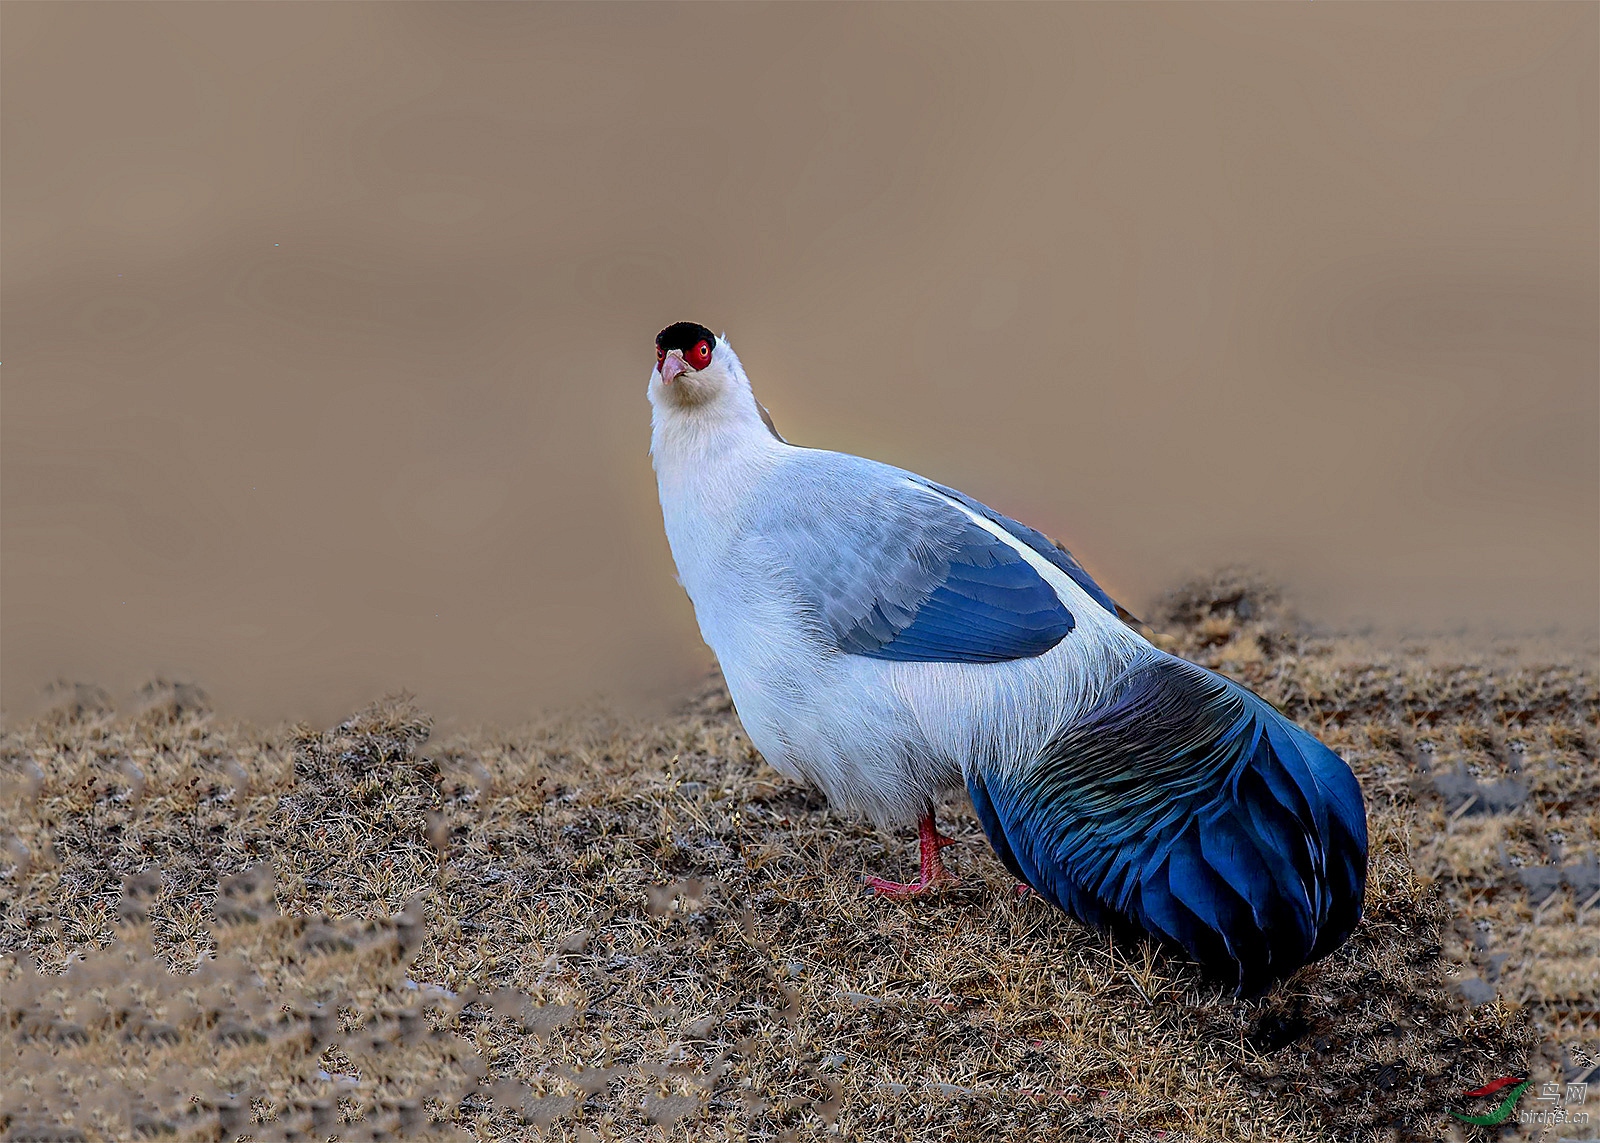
<box><xmin>865</xmin><ymin>872</ymin><xmax>959</xmax><ymax>899</ymax></box>
<box><xmin>866</xmin><ymin>810</ymin><xmax>960</xmax><ymax>899</ymax></box>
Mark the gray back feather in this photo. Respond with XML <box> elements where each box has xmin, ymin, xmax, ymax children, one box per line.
<box><xmin>749</xmin><ymin>454</ymin><xmax>971</xmax><ymax>651</ymax></box>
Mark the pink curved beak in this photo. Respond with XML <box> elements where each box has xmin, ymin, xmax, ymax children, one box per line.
<box><xmin>660</xmin><ymin>351</ymin><xmax>688</xmax><ymax>385</ymax></box>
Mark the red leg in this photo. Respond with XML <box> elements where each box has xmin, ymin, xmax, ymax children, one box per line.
<box><xmin>866</xmin><ymin>811</ymin><xmax>959</xmax><ymax>898</ymax></box>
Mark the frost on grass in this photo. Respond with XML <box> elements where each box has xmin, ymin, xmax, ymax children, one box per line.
<box><xmin>1</xmin><ymin>579</ymin><xmax>1595</xmax><ymax>1142</ymax></box>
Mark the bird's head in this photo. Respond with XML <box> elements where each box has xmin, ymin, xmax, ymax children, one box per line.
<box><xmin>648</xmin><ymin>321</ymin><xmax>785</xmax><ymax>444</ymax></box>
<box><xmin>650</xmin><ymin>321</ymin><xmax>732</xmax><ymax>409</ymax></box>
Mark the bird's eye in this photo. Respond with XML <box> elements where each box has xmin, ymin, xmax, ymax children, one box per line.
<box><xmin>689</xmin><ymin>340</ymin><xmax>712</xmax><ymax>368</ymax></box>
<box><xmin>656</xmin><ymin>346</ymin><xmax>665</xmax><ymax>364</ymax></box>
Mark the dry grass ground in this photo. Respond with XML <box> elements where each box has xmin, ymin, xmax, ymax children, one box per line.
<box><xmin>2</xmin><ymin>574</ymin><xmax>1595</xmax><ymax>1142</ymax></box>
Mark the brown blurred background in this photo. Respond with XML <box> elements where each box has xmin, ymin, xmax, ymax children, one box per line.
<box><xmin>3</xmin><ymin>3</ymin><xmax>1595</xmax><ymax>726</ymax></box>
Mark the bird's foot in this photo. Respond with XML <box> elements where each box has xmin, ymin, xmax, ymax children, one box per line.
<box><xmin>864</xmin><ymin>871</ymin><xmax>956</xmax><ymax>898</ymax></box>
<box><xmin>865</xmin><ymin>811</ymin><xmax>960</xmax><ymax>899</ymax></box>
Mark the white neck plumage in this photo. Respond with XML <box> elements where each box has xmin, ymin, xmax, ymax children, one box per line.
<box><xmin>650</xmin><ymin>386</ymin><xmax>787</xmax><ymax>522</ymax></box>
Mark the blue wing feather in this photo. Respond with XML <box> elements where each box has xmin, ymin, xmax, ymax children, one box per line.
<box><xmin>968</xmin><ymin>652</ymin><xmax>1368</xmax><ymax>996</ymax></box>
<box><xmin>853</xmin><ymin>553</ymin><xmax>1075</xmax><ymax>662</ymax></box>
<box><xmin>910</xmin><ymin>477</ymin><xmax>1123</xmax><ymax>619</ymax></box>
<box><xmin>753</xmin><ymin>457</ymin><xmax>1076</xmax><ymax>664</ymax></box>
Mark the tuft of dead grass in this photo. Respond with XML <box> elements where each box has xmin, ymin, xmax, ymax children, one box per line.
<box><xmin>2</xmin><ymin>582</ymin><xmax>1595</xmax><ymax>1141</ymax></box>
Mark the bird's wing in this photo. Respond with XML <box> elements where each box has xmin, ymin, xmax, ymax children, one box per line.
<box><xmin>967</xmin><ymin>651</ymin><xmax>1367</xmax><ymax>995</ymax></box>
<box><xmin>752</xmin><ymin>459</ymin><xmax>1076</xmax><ymax>664</ymax></box>
<box><xmin>909</xmin><ymin>476</ymin><xmax>1129</xmax><ymax>621</ymax></box>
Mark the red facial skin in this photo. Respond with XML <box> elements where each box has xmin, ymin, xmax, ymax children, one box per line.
<box><xmin>656</xmin><ymin>339</ymin><xmax>713</xmax><ymax>381</ymax></box>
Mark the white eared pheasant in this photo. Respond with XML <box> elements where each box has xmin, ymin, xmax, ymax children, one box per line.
<box><xmin>648</xmin><ymin>321</ymin><xmax>1368</xmax><ymax>996</ymax></box>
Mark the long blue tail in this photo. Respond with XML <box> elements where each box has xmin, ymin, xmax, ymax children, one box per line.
<box><xmin>968</xmin><ymin>652</ymin><xmax>1368</xmax><ymax>996</ymax></box>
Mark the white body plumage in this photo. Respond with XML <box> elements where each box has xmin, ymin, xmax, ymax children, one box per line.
<box><xmin>649</xmin><ymin>337</ymin><xmax>1145</xmax><ymax>827</ymax></box>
